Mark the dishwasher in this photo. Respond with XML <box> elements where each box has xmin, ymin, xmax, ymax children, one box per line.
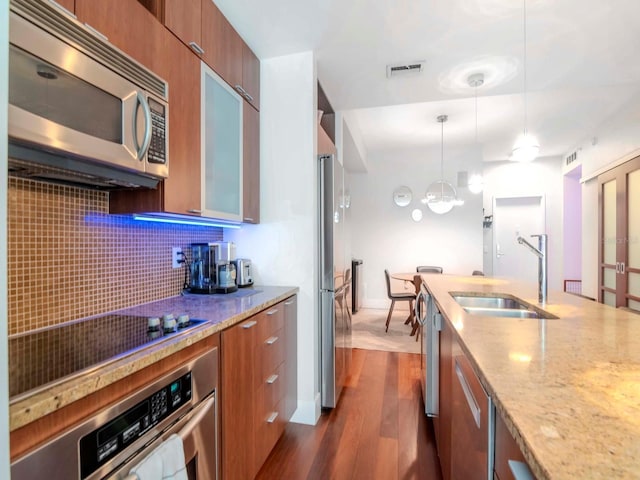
<box><xmin>11</xmin><ymin>347</ymin><xmax>219</xmax><ymax>480</ymax></box>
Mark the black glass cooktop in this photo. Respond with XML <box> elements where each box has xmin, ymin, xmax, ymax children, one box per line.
<box><xmin>9</xmin><ymin>314</ymin><xmax>207</xmax><ymax>399</ymax></box>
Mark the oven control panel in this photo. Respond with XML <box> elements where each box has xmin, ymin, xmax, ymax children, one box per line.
<box><xmin>79</xmin><ymin>371</ymin><xmax>192</xmax><ymax>478</ymax></box>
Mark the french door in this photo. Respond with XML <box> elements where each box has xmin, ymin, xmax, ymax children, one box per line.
<box><xmin>598</xmin><ymin>156</ymin><xmax>640</xmax><ymax>309</ymax></box>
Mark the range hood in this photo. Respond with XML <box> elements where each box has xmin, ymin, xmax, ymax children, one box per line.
<box><xmin>8</xmin><ymin>143</ymin><xmax>160</xmax><ymax>189</ymax></box>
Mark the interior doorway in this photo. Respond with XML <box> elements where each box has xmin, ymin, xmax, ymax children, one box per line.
<box><xmin>492</xmin><ymin>195</ymin><xmax>546</xmax><ymax>281</ymax></box>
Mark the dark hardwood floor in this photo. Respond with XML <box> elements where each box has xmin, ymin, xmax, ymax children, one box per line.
<box><xmin>256</xmin><ymin>349</ymin><xmax>443</xmax><ymax>480</ymax></box>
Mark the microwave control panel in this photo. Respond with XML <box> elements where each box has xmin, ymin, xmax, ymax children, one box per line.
<box><xmin>147</xmin><ymin>97</ymin><xmax>167</xmax><ymax>165</ymax></box>
<box><xmin>79</xmin><ymin>371</ymin><xmax>192</xmax><ymax>478</ymax></box>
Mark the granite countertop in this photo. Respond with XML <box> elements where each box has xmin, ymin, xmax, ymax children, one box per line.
<box><xmin>421</xmin><ymin>274</ymin><xmax>640</xmax><ymax>480</ymax></box>
<box><xmin>9</xmin><ymin>285</ymin><xmax>298</xmax><ymax>431</ymax></box>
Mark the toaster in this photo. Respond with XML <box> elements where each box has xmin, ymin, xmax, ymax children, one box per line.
<box><xmin>234</xmin><ymin>258</ymin><xmax>253</xmax><ymax>287</ymax></box>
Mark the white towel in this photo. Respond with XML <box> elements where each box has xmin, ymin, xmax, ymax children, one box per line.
<box><xmin>128</xmin><ymin>434</ymin><xmax>188</xmax><ymax>480</ymax></box>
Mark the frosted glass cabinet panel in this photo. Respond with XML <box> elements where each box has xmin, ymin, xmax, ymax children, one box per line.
<box><xmin>201</xmin><ymin>63</ymin><xmax>243</xmax><ymax>221</ymax></box>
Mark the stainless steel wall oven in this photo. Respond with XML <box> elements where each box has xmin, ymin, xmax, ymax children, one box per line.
<box><xmin>11</xmin><ymin>347</ymin><xmax>219</xmax><ymax>480</ymax></box>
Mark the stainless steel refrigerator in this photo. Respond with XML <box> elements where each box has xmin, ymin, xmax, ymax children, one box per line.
<box><xmin>319</xmin><ymin>153</ymin><xmax>352</xmax><ymax>408</ymax></box>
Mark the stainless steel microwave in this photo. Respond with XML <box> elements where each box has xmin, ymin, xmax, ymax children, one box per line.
<box><xmin>8</xmin><ymin>0</ymin><xmax>169</xmax><ymax>189</ymax></box>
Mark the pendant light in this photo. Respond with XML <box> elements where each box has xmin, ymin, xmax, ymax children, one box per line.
<box><xmin>422</xmin><ymin>115</ymin><xmax>464</xmax><ymax>215</ymax></box>
<box><xmin>510</xmin><ymin>0</ymin><xmax>539</xmax><ymax>162</ymax></box>
<box><xmin>467</xmin><ymin>73</ymin><xmax>484</xmax><ymax>194</ymax></box>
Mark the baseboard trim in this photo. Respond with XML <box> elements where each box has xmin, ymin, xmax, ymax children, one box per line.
<box><xmin>290</xmin><ymin>392</ymin><xmax>321</xmax><ymax>425</ymax></box>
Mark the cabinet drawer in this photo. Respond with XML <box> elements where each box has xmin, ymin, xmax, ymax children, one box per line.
<box><xmin>257</xmin><ymin>304</ymin><xmax>285</xmax><ymax>341</ymax></box>
<box><xmin>263</xmin><ymin>363</ymin><xmax>285</xmax><ymax>412</ymax></box>
<box><xmin>260</xmin><ymin>328</ymin><xmax>285</xmax><ymax>382</ymax></box>
<box><xmin>254</xmin><ymin>396</ymin><xmax>286</xmax><ymax>470</ymax></box>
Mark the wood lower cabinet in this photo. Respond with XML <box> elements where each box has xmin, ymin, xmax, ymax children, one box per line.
<box><xmin>243</xmin><ymin>102</ymin><xmax>260</xmax><ymax>223</ymax></box>
<box><xmin>494</xmin><ymin>411</ymin><xmax>534</xmax><ymax>480</ymax></box>
<box><xmin>221</xmin><ymin>295</ymin><xmax>297</xmax><ymax>480</ymax></box>
<box><xmin>435</xmin><ymin>316</ymin><xmax>453</xmax><ymax>480</ymax></box>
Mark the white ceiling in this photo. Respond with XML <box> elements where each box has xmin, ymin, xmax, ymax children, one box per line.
<box><xmin>214</xmin><ymin>0</ymin><xmax>640</xmax><ymax>164</ymax></box>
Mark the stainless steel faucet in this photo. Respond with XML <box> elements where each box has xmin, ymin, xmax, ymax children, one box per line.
<box><xmin>517</xmin><ymin>234</ymin><xmax>548</xmax><ymax>304</ymax></box>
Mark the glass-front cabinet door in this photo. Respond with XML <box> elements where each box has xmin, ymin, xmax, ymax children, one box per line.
<box><xmin>201</xmin><ymin>62</ymin><xmax>243</xmax><ymax>221</ymax></box>
<box><xmin>598</xmin><ymin>156</ymin><xmax>640</xmax><ymax>309</ymax></box>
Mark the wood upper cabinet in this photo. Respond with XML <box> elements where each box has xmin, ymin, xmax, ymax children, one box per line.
<box><xmin>110</xmin><ymin>28</ymin><xmax>201</xmax><ymax>216</ymax></box>
<box><xmin>243</xmin><ymin>102</ymin><xmax>260</xmax><ymax>223</ymax></box>
<box><xmin>201</xmin><ymin>0</ymin><xmax>243</xmax><ymax>90</ymax></box>
<box><xmin>242</xmin><ymin>42</ymin><xmax>260</xmax><ymax>110</ymax></box>
<box><xmin>163</xmin><ymin>0</ymin><xmax>205</xmax><ymax>57</ymax></box>
<box><xmin>75</xmin><ymin>0</ymin><xmax>163</xmax><ymax>71</ymax></box>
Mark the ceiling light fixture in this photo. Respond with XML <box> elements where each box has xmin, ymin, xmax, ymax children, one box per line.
<box><xmin>422</xmin><ymin>115</ymin><xmax>464</xmax><ymax>215</ymax></box>
<box><xmin>467</xmin><ymin>73</ymin><xmax>484</xmax><ymax>194</ymax></box>
<box><xmin>510</xmin><ymin>0</ymin><xmax>539</xmax><ymax>162</ymax></box>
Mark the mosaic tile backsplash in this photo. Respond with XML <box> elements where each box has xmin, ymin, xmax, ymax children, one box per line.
<box><xmin>8</xmin><ymin>177</ymin><xmax>223</xmax><ymax>335</ymax></box>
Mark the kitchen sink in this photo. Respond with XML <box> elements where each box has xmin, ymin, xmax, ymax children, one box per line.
<box><xmin>451</xmin><ymin>293</ymin><xmax>558</xmax><ymax>320</ymax></box>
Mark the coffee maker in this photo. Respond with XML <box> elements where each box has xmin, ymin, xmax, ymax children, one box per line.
<box><xmin>188</xmin><ymin>243</ymin><xmax>220</xmax><ymax>294</ymax></box>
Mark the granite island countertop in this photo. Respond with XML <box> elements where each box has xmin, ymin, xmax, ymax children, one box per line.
<box><xmin>9</xmin><ymin>285</ymin><xmax>298</xmax><ymax>431</ymax></box>
<box><xmin>421</xmin><ymin>274</ymin><xmax>640</xmax><ymax>480</ymax></box>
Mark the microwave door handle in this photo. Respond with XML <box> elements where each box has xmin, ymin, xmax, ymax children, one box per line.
<box><xmin>134</xmin><ymin>91</ymin><xmax>152</xmax><ymax>160</ymax></box>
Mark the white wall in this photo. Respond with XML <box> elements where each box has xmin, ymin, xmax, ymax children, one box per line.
<box><xmin>226</xmin><ymin>51</ymin><xmax>320</xmax><ymax>425</ymax></box>
<box><xmin>567</xmin><ymin>91</ymin><xmax>640</xmax><ymax>300</ymax></box>
<box><xmin>350</xmin><ymin>145</ymin><xmax>483</xmax><ymax>308</ymax></box>
<box><xmin>482</xmin><ymin>157</ymin><xmax>564</xmax><ymax>291</ymax></box>
<box><xmin>1</xmin><ymin>0</ymin><xmax>10</xmax><ymax>475</ymax></box>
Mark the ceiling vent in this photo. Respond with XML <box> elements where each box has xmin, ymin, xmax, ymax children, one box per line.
<box><xmin>386</xmin><ymin>61</ymin><xmax>425</xmax><ymax>78</ymax></box>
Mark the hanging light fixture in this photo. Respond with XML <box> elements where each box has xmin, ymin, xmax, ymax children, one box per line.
<box><xmin>422</xmin><ymin>115</ymin><xmax>464</xmax><ymax>214</ymax></box>
<box><xmin>467</xmin><ymin>73</ymin><xmax>484</xmax><ymax>194</ymax></box>
<box><xmin>510</xmin><ymin>0</ymin><xmax>539</xmax><ymax>162</ymax></box>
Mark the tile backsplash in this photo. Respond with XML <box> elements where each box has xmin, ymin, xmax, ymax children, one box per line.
<box><xmin>8</xmin><ymin>178</ymin><xmax>223</xmax><ymax>336</ymax></box>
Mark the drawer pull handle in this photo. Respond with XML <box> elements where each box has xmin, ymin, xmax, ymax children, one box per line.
<box><xmin>266</xmin><ymin>412</ymin><xmax>278</xmax><ymax>423</ymax></box>
<box><xmin>455</xmin><ymin>359</ymin><xmax>481</xmax><ymax>429</ymax></box>
<box><xmin>189</xmin><ymin>41</ymin><xmax>205</xmax><ymax>55</ymax></box>
<box><xmin>284</xmin><ymin>300</ymin><xmax>295</xmax><ymax>306</ymax></box>
<box><xmin>243</xmin><ymin>217</ymin><xmax>255</xmax><ymax>222</ymax></box>
<box><xmin>187</xmin><ymin>209</ymin><xmax>203</xmax><ymax>214</ymax></box>
<box><xmin>266</xmin><ymin>309</ymin><xmax>278</xmax><ymax>316</ymax></box>
<box><xmin>508</xmin><ymin>460</ymin><xmax>534</xmax><ymax>480</ymax></box>
<box><xmin>242</xmin><ymin>320</ymin><xmax>257</xmax><ymax>329</ymax></box>
<box><xmin>266</xmin><ymin>336</ymin><xmax>279</xmax><ymax>345</ymax></box>
<box><xmin>266</xmin><ymin>374</ymin><xmax>279</xmax><ymax>384</ymax></box>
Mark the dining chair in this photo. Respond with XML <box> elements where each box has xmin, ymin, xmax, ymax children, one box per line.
<box><xmin>384</xmin><ymin>269</ymin><xmax>415</xmax><ymax>332</ymax></box>
<box><xmin>416</xmin><ymin>266</ymin><xmax>443</xmax><ymax>273</ymax></box>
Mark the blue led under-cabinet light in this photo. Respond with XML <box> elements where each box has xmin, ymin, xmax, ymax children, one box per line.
<box><xmin>132</xmin><ymin>214</ymin><xmax>242</xmax><ymax>229</ymax></box>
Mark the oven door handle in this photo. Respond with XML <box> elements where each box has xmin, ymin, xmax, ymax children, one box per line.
<box><xmin>121</xmin><ymin>395</ymin><xmax>215</xmax><ymax>480</ymax></box>
<box><xmin>176</xmin><ymin>395</ymin><xmax>215</xmax><ymax>441</ymax></box>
